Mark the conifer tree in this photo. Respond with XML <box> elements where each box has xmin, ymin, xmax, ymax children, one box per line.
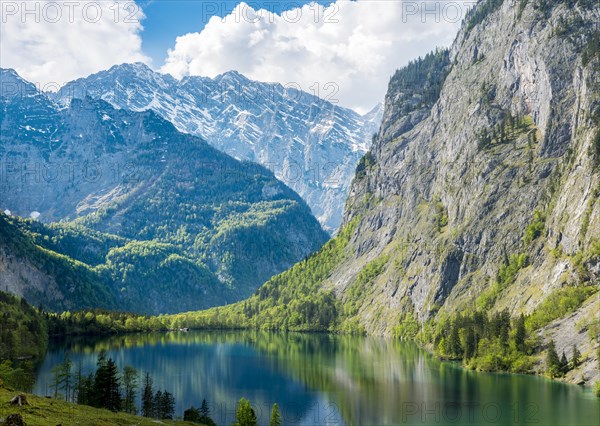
<box><xmin>571</xmin><ymin>345</ymin><xmax>581</xmax><ymax>369</ymax></box>
<box><xmin>122</xmin><ymin>365</ymin><xmax>138</xmax><ymax>414</ymax></box>
<box><xmin>141</xmin><ymin>372</ymin><xmax>154</xmax><ymax>418</ymax></box>
<box><xmin>546</xmin><ymin>340</ymin><xmax>561</xmax><ymax>378</ymax></box>
<box><xmin>464</xmin><ymin>327</ymin><xmax>476</xmax><ymax>360</ymax></box>
<box><xmin>74</xmin><ymin>360</ymin><xmax>83</xmax><ymax>404</ymax></box>
<box><xmin>514</xmin><ymin>314</ymin><xmax>526</xmax><ymax>353</ymax></box>
<box><xmin>162</xmin><ymin>391</ymin><xmax>175</xmax><ymax>419</ymax></box>
<box><xmin>92</xmin><ymin>350</ymin><xmax>108</xmax><ymax>408</ymax></box>
<box><xmin>50</xmin><ymin>364</ymin><xmax>62</xmax><ymax>399</ymax></box>
<box><xmin>200</xmin><ymin>398</ymin><xmax>210</xmax><ymax>417</ymax></box>
<box><xmin>234</xmin><ymin>398</ymin><xmax>257</xmax><ymax>426</ymax></box>
<box><xmin>154</xmin><ymin>390</ymin><xmax>175</xmax><ymax>419</ymax></box>
<box><xmin>448</xmin><ymin>323</ymin><xmax>462</xmax><ymax>357</ymax></box>
<box><xmin>59</xmin><ymin>355</ymin><xmax>73</xmax><ymax>402</ymax></box>
<box><xmin>560</xmin><ymin>352</ymin><xmax>569</xmax><ymax>375</ymax></box>
<box><xmin>154</xmin><ymin>390</ymin><xmax>163</xmax><ymax>418</ymax></box>
<box><xmin>102</xmin><ymin>358</ymin><xmax>122</xmax><ymax>412</ymax></box>
<box><xmin>270</xmin><ymin>403</ymin><xmax>282</xmax><ymax>426</ymax></box>
<box><xmin>78</xmin><ymin>373</ymin><xmax>94</xmax><ymax>406</ymax></box>
<box><xmin>184</xmin><ymin>406</ymin><xmax>201</xmax><ymax>422</ymax></box>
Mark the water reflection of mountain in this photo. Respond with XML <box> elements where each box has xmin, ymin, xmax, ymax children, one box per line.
<box><xmin>35</xmin><ymin>331</ymin><xmax>600</xmax><ymax>426</ymax></box>
<box><xmin>37</xmin><ymin>332</ymin><xmax>326</xmax><ymax>425</ymax></box>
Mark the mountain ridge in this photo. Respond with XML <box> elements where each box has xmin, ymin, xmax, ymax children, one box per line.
<box><xmin>52</xmin><ymin>63</ymin><xmax>383</xmax><ymax>232</ymax></box>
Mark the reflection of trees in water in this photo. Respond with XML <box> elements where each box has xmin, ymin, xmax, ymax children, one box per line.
<box><xmin>43</xmin><ymin>331</ymin><xmax>324</xmax><ymax>425</ymax></box>
<box><xmin>251</xmin><ymin>333</ymin><xmax>450</xmax><ymax>425</ymax></box>
<box><xmin>46</xmin><ymin>331</ymin><xmax>453</xmax><ymax>425</ymax></box>
<box><xmin>40</xmin><ymin>331</ymin><xmax>599</xmax><ymax>426</ymax></box>
<box><xmin>50</xmin><ymin>330</ymin><xmax>262</xmax><ymax>353</ymax></box>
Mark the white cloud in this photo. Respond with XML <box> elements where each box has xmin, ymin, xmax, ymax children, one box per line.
<box><xmin>161</xmin><ymin>1</ymin><xmax>462</xmax><ymax>113</ymax></box>
<box><xmin>0</xmin><ymin>0</ymin><xmax>149</xmax><ymax>88</ymax></box>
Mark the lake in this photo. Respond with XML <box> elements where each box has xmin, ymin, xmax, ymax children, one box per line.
<box><xmin>33</xmin><ymin>331</ymin><xmax>599</xmax><ymax>425</ymax></box>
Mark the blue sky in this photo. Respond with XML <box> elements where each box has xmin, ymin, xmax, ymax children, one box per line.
<box><xmin>138</xmin><ymin>1</ymin><xmax>335</xmax><ymax>65</ymax></box>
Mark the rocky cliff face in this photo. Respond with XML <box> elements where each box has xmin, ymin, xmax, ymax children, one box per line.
<box><xmin>311</xmin><ymin>0</ymin><xmax>599</xmax><ymax>379</ymax></box>
<box><xmin>54</xmin><ymin>65</ymin><xmax>383</xmax><ymax>232</ymax></box>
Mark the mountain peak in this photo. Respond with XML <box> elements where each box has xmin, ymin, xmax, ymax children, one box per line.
<box><xmin>362</xmin><ymin>102</ymin><xmax>384</xmax><ymax>121</ymax></box>
<box><xmin>215</xmin><ymin>70</ymin><xmax>250</xmax><ymax>84</ymax></box>
<box><xmin>108</xmin><ymin>62</ymin><xmax>154</xmax><ymax>74</ymax></box>
<box><xmin>54</xmin><ymin>65</ymin><xmax>381</xmax><ymax>232</ymax></box>
<box><xmin>0</xmin><ymin>68</ymin><xmax>39</xmax><ymax>97</ymax></box>
<box><xmin>0</xmin><ymin>67</ymin><xmax>19</xmax><ymax>77</ymax></box>
<box><xmin>103</xmin><ymin>62</ymin><xmax>165</xmax><ymax>82</ymax></box>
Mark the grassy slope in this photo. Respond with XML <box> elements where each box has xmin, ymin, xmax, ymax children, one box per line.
<box><xmin>0</xmin><ymin>387</ymin><xmax>200</xmax><ymax>426</ymax></box>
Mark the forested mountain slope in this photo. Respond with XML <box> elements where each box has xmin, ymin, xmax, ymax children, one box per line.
<box><xmin>0</xmin><ymin>71</ymin><xmax>328</xmax><ymax>313</ymax></box>
<box><xmin>0</xmin><ymin>212</ymin><xmax>117</xmax><ymax>311</ymax></box>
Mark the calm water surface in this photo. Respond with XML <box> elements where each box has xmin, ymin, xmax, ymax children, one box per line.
<box><xmin>34</xmin><ymin>331</ymin><xmax>599</xmax><ymax>425</ymax></box>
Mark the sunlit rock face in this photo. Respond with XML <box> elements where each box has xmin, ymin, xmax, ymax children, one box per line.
<box><xmin>301</xmin><ymin>0</ymin><xmax>600</xmax><ymax>353</ymax></box>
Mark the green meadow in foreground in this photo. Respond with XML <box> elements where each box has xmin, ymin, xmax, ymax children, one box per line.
<box><xmin>0</xmin><ymin>386</ymin><xmax>201</xmax><ymax>426</ymax></box>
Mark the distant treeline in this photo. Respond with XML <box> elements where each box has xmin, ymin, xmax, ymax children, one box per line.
<box><xmin>0</xmin><ymin>292</ymin><xmax>48</xmax><ymax>391</ymax></box>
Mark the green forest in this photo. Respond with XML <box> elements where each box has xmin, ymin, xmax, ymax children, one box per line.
<box><xmin>0</xmin><ymin>175</ymin><xmax>327</xmax><ymax>314</ymax></box>
<box><xmin>0</xmin><ymin>292</ymin><xmax>48</xmax><ymax>391</ymax></box>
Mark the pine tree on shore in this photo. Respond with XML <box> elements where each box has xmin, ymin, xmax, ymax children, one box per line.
<box><xmin>59</xmin><ymin>355</ymin><xmax>73</xmax><ymax>402</ymax></box>
<box><xmin>92</xmin><ymin>350</ymin><xmax>108</xmax><ymax>408</ymax></box>
<box><xmin>560</xmin><ymin>352</ymin><xmax>569</xmax><ymax>375</ymax></box>
<box><xmin>154</xmin><ymin>390</ymin><xmax>163</xmax><ymax>418</ymax></box>
<box><xmin>77</xmin><ymin>373</ymin><xmax>94</xmax><ymax>406</ymax></box>
<box><xmin>546</xmin><ymin>340</ymin><xmax>561</xmax><ymax>378</ymax></box>
<box><xmin>200</xmin><ymin>399</ymin><xmax>209</xmax><ymax>417</ymax></box>
<box><xmin>184</xmin><ymin>406</ymin><xmax>201</xmax><ymax>422</ymax></box>
<box><xmin>154</xmin><ymin>390</ymin><xmax>175</xmax><ymax>419</ymax></box>
<box><xmin>122</xmin><ymin>365</ymin><xmax>139</xmax><ymax>414</ymax></box>
<box><xmin>448</xmin><ymin>323</ymin><xmax>462</xmax><ymax>357</ymax></box>
<box><xmin>571</xmin><ymin>345</ymin><xmax>581</xmax><ymax>369</ymax></box>
<box><xmin>50</xmin><ymin>364</ymin><xmax>62</xmax><ymax>398</ymax></box>
<box><xmin>74</xmin><ymin>361</ymin><xmax>83</xmax><ymax>404</ymax></box>
<box><xmin>234</xmin><ymin>398</ymin><xmax>257</xmax><ymax>426</ymax></box>
<box><xmin>162</xmin><ymin>391</ymin><xmax>175</xmax><ymax>419</ymax></box>
<box><xmin>141</xmin><ymin>372</ymin><xmax>154</xmax><ymax>417</ymax></box>
<box><xmin>270</xmin><ymin>403</ymin><xmax>282</xmax><ymax>426</ymax></box>
<box><xmin>91</xmin><ymin>352</ymin><xmax>122</xmax><ymax>411</ymax></box>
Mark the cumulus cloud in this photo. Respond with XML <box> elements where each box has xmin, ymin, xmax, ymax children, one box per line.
<box><xmin>161</xmin><ymin>1</ymin><xmax>463</xmax><ymax>112</ymax></box>
<box><xmin>0</xmin><ymin>0</ymin><xmax>149</xmax><ymax>88</ymax></box>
